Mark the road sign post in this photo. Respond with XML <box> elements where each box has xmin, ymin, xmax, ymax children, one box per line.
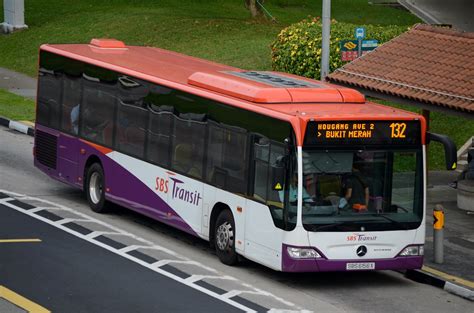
<box><xmin>355</xmin><ymin>27</ymin><xmax>366</xmax><ymax>58</ymax></box>
<box><xmin>320</xmin><ymin>0</ymin><xmax>331</xmax><ymax>81</ymax></box>
<box><xmin>433</xmin><ymin>204</ymin><xmax>445</xmax><ymax>264</ymax></box>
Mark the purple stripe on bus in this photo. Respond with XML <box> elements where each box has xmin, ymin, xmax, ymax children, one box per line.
<box><xmin>100</xmin><ymin>154</ymin><xmax>198</xmax><ymax>236</ymax></box>
<box><xmin>34</xmin><ymin>124</ymin><xmax>198</xmax><ymax>237</ymax></box>
<box><xmin>282</xmin><ymin>244</ymin><xmax>423</xmax><ymax>272</ymax></box>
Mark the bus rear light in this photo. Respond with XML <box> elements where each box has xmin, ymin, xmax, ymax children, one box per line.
<box><xmin>287</xmin><ymin>247</ymin><xmax>321</xmax><ymax>259</ymax></box>
<box><xmin>399</xmin><ymin>245</ymin><xmax>424</xmax><ymax>256</ymax></box>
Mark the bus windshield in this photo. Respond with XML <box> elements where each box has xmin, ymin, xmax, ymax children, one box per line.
<box><xmin>298</xmin><ymin>149</ymin><xmax>423</xmax><ymax>231</ymax></box>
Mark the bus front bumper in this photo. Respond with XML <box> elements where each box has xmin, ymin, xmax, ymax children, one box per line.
<box><xmin>282</xmin><ymin>244</ymin><xmax>423</xmax><ymax>272</ymax></box>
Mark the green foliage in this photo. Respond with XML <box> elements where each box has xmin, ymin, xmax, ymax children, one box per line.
<box><xmin>271</xmin><ymin>18</ymin><xmax>407</xmax><ymax>79</ymax></box>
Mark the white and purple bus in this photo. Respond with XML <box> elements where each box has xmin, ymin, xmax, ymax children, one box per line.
<box><xmin>34</xmin><ymin>39</ymin><xmax>456</xmax><ymax>272</ymax></box>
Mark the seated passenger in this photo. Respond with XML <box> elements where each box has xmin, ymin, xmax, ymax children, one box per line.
<box><xmin>279</xmin><ymin>173</ymin><xmax>312</xmax><ymax>203</ymax></box>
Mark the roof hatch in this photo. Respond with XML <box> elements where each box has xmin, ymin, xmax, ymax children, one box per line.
<box><xmin>188</xmin><ymin>71</ymin><xmax>365</xmax><ymax>104</ymax></box>
<box><xmin>89</xmin><ymin>38</ymin><xmax>126</xmax><ymax>49</ymax></box>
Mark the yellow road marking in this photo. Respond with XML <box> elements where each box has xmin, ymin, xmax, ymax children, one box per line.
<box><xmin>0</xmin><ymin>286</ymin><xmax>50</xmax><ymax>313</ymax></box>
<box><xmin>422</xmin><ymin>265</ymin><xmax>474</xmax><ymax>289</ymax></box>
<box><xmin>0</xmin><ymin>239</ymin><xmax>42</xmax><ymax>243</ymax></box>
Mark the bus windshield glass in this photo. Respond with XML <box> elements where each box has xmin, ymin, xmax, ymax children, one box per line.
<box><xmin>299</xmin><ymin>149</ymin><xmax>423</xmax><ymax>231</ymax></box>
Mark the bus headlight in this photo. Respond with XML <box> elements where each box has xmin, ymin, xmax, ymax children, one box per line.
<box><xmin>399</xmin><ymin>245</ymin><xmax>424</xmax><ymax>256</ymax></box>
<box><xmin>287</xmin><ymin>247</ymin><xmax>321</xmax><ymax>259</ymax></box>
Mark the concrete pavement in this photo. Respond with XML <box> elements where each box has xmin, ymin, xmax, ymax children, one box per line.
<box><xmin>0</xmin><ymin>68</ymin><xmax>36</xmax><ymax>100</ymax></box>
<box><xmin>416</xmin><ymin>170</ymin><xmax>474</xmax><ymax>300</ymax></box>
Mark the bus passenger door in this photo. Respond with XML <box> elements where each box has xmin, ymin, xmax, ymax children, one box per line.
<box><xmin>244</xmin><ymin>139</ymin><xmax>284</xmax><ymax>270</ymax></box>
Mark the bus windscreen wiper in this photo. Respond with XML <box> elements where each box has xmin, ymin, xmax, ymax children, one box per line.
<box><xmin>315</xmin><ymin>220</ymin><xmax>362</xmax><ymax>231</ymax></box>
<box><xmin>369</xmin><ymin>213</ymin><xmax>409</xmax><ymax>230</ymax></box>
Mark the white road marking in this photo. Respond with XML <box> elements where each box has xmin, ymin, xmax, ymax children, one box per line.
<box><xmin>0</xmin><ymin>190</ymin><xmax>307</xmax><ymax>312</ymax></box>
<box><xmin>223</xmin><ymin>290</ymin><xmax>244</xmax><ymax>298</ymax></box>
<box><xmin>184</xmin><ymin>275</ymin><xmax>236</xmax><ymax>283</ymax></box>
<box><xmin>55</xmin><ymin>218</ymin><xmax>90</xmax><ymax>225</ymax></box>
<box><xmin>83</xmin><ymin>231</ymin><xmax>122</xmax><ymax>240</ymax></box>
<box><xmin>29</xmin><ymin>207</ymin><xmax>48</xmax><ymax>213</ymax></box>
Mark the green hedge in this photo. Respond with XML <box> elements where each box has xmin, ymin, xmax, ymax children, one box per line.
<box><xmin>271</xmin><ymin>17</ymin><xmax>408</xmax><ymax>79</ymax></box>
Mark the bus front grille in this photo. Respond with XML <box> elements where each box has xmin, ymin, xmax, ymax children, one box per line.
<box><xmin>36</xmin><ymin>130</ymin><xmax>57</xmax><ymax>169</ymax></box>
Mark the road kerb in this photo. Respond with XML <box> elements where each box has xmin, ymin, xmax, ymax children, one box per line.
<box><xmin>405</xmin><ymin>266</ymin><xmax>474</xmax><ymax>301</ymax></box>
<box><xmin>0</xmin><ymin>116</ymin><xmax>34</xmax><ymax>136</ymax></box>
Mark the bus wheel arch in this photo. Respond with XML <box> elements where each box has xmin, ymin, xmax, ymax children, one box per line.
<box><xmin>84</xmin><ymin>156</ymin><xmax>109</xmax><ymax>213</ymax></box>
<box><xmin>210</xmin><ymin>203</ymin><xmax>238</xmax><ymax>265</ymax></box>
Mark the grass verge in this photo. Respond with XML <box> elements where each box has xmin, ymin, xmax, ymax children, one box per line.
<box><xmin>0</xmin><ymin>89</ymin><xmax>35</xmax><ymax>121</ymax></box>
<box><xmin>0</xmin><ymin>0</ymin><xmax>419</xmax><ymax>76</ymax></box>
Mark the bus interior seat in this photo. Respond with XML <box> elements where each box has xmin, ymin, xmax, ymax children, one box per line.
<box><xmin>173</xmin><ymin>143</ymin><xmax>192</xmax><ymax>173</ymax></box>
<box><xmin>319</xmin><ymin>175</ymin><xmax>342</xmax><ymax>198</ymax></box>
<box><xmin>209</xmin><ymin>167</ymin><xmax>227</xmax><ymax>189</ymax></box>
<box><xmin>103</xmin><ymin>123</ymin><xmax>114</xmax><ymax>146</ymax></box>
<box><xmin>174</xmin><ymin>143</ymin><xmax>203</xmax><ymax>178</ymax></box>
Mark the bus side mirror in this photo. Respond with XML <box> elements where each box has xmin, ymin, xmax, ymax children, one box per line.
<box><xmin>427</xmin><ymin>132</ymin><xmax>457</xmax><ymax>170</ymax></box>
<box><xmin>271</xmin><ymin>156</ymin><xmax>287</xmax><ymax>191</ymax></box>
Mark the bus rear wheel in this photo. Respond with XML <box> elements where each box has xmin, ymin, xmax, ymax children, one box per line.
<box><xmin>214</xmin><ymin>210</ymin><xmax>238</xmax><ymax>265</ymax></box>
<box><xmin>85</xmin><ymin>163</ymin><xmax>108</xmax><ymax>213</ymax></box>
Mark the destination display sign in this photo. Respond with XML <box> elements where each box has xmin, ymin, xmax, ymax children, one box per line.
<box><xmin>304</xmin><ymin>121</ymin><xmax>421</xmax><ymax>146</ymax></box>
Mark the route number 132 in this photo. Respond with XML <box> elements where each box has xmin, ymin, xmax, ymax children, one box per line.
<box><xmin>389</xmin><ymin>123</ymin><xmax>406</xmax><ymax>138</ymax></box>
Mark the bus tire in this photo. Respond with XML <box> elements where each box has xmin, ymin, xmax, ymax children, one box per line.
<box><xmin>85</xmin><ymin>163</ymin><xmax>108</xmax><ymax>213</ymax></box>
<box><xmin>214</xmin><ymin>209</ymin><xmax>238</xmax><ymax>265</ymax></box>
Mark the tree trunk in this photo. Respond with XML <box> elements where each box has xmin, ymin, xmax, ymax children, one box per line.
<box><xmin>245</xmin><ymin>0</ymin><xmax>263</xmax><ymax>18</ymax></box>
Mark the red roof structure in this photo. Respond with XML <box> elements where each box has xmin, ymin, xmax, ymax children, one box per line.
<box><xmin>327</xmin><ymin>24</ymin><xmax>474</xmax><ymax>117</ymax></box>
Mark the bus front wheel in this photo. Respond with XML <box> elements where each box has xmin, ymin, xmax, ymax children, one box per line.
<box><xmin>85</xmin><ymin>163</ymin><xmax>108</xmax><ymax>213</ymax></box>
<box><xmin>214</xmin><ymin>210</ymin><xmax>238</xmax><ymax>265</ymax></box>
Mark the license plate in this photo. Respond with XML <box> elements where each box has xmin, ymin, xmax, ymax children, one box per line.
<box><xmin>346</xmin><ymin>262</ymin><xmax>375</xmax><ymax>270</ymax></box>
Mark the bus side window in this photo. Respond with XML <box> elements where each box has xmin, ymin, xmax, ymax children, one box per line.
<box><xmin>172</xmin><ymin>113</ymin><xmax>206</xmax><ymax>179</ymax></box>
<box><xmin>148</xmin><ymin>105</ymin><xmax>174</xmax><ymax>167</ymax></box>
<box><xmin>37</xmin><ymin>70</ymin><xmax>61</xmax><ymax>129</ymax></box>
<box><xmin>115</xmin><ymin>77</ymin><xmax>150</xmax><ymax>158</ymax></box>
<box><xmin>206</xmin><ymin>121</ymin><xmax>248</xmax><ymax>194</ymax></box>
<box><xmin>267</xmin><ymin>143</ymin><xmax>285</xmax><ymax>206</ymax></box>
<box><xmin>207</xmin><ymin>121</ymin><xmax>226</xmax><ymax>187</ymax></box>
<box><xmin>116</xmin><ymin>102</ymin><xmax>148</xmax><ymax>158</ymax></box>
<box><xmin>253</xmin><ymin>136</ymin><xmax>270</xmax><ymax>202</ymax></box>
<box><xmin>60</xmin><ymin>76</ymin><xmax>81</xmax><ymax>134</ymax></box>
<box><xmin>80</xmin><ymin>77</ymin><xmax>116</xmax><ymax>147</ymax></box>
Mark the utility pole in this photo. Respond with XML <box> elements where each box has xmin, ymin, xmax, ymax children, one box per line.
<box><xmin>320</xmin><ymin>0</ymin><xmax>331</xmax><ymax>81</ymax></box>
<box><xmin>1</xmin><ymin>0</ymin><xmax>28</xmax><ymax>34</ymax></box>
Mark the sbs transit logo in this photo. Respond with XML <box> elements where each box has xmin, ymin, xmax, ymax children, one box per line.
<box><xmin>346</xmin><ymin>233</ymin><xmax>377</xmax><ymax>242</ymax></box>
<box><xmin>155</xmin><ymin>172</ymin><xmax>202</xmax><ymax>206</ymax></box>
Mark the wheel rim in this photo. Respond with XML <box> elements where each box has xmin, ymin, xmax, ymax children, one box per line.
<box><xmin>216</xmin><ymin>221</ymin><xmax>234</xmax><ymax>251</ymax></box>
<box><xmin>89</xmin><ymin>172</ymin><xmax>102</xmax><ymax>205</ymax></box>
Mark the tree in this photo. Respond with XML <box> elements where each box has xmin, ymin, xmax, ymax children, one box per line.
<box><xmin>245</xmin><ymin>0</ymin><xmax>264</xmax><ymax>18</ymax></box>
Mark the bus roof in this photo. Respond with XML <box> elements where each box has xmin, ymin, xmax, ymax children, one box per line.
<box><xmin>40</xmin><ymin>39</ymin><xmax>425</xmax><ymax>145</ymax></box>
